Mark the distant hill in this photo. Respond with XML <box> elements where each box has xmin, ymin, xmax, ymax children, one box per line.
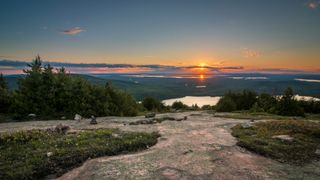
<box><xmin>4</xmin><ymin>73</ymin><xmax>320</xmax><ymax>100</ymax></box>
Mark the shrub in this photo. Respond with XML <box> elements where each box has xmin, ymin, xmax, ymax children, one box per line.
<box><xmin>171</xmin><ymin>101</ymin><xmax>188</xmax><ymax>110</ymax></box>
<box><xmin>257</xmin><ymin>93</ymin><xmax>277</xmax><ymax>113</ymax></box>
<box><xmin>216</xmin><ymin>97</ymin><xmax>237</xmax><ymax>112</ymax></box>
<box><xmin>142</xmin><ymin>97</ymin><xmax>165</xmax><ymax>112</ymax></box>
<box><xmin>0</xmin><ymin>74</ymin><xmax>11</xmax><ymax>113</ymax></box>
<box><xmin>224</xmin><ymin>90</ymin><xmax>257</xmax><ymax>110</ymax></box>
<box><xmin>275</xmin><ymin>88</ymin><xmax>305</xmax><ymax>117</ymax></box>
<box><xmin>201</xmin><ymin>105</ymin><xmax>213</xmax><ymax>110</ymax></box>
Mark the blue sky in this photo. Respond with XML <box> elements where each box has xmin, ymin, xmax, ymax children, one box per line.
<box><xmin>0</xmin><ymin>0</ymin><xmax>320</xmax><ymax>73</ymax></box>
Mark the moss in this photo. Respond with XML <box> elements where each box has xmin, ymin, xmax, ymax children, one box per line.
<box><xmin>212</xmin><ymin>111</ymin><xmax>320</xmax><ymax>121</ymax></box>
<box><xmin>0</xmin><ymin>128</ymin><xmax>160</xmax><ymax>179</ymax></box>
<box><xmin>231</xmin><ymin>120</ymin><xmax>320</xmax><ymax>165</ymax></box>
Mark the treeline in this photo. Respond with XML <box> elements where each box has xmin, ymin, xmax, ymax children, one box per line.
<box><xmin>141</xmin><ymin>97</ymin><xmax>199</xmax><ymax>112</ymax></box>
<box><xmin>216</xmin><ymin>88</ymin><xmax>320</xmax><ymax>116</ymax></box>
<box><xmin>0</xmin><ymin>56</ymin><xmax>140</xmax><ymax>119</ymax></box>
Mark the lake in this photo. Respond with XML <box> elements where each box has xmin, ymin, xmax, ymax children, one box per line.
<box><xmin>162</xmin><ymin>95</ymin><xmax>320</xmax><ymax>107</ymax></box>
<box><xmin>162</xmin><ymin>96</ymin><xmax>221</xmax><ymax>107</ymax></box>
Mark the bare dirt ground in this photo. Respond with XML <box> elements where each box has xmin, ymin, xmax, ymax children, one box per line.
<box><xmin>1</xmin><ymin>111</ymin><xmax>319</xmax><ymax>179</ymax></box>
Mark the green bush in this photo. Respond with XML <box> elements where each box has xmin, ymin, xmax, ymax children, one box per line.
<box><xmin>142</xmin><ymin>97</ymin><xmax>166</xmax><ymax>112</ymax></box>
<box><xmin>257</xmin><ymin>93</ymin><xmax>277</xmax><ymax>113</ymax></box>
<box><xmin>171</xmin><ymin>101</ymin><xmax>188</xmax><ymax>110</ymax></box>
<box><xmin>216</xmin><ymin>97</ymin><xmax>237</xmax><ymax>112</ymax></box>
<box><xmin>0</xmin><ymin>74</ymin><xmax>11</xmax><ymax>114</ymax></box>
<box><xmin>275</xmin><ymin>88</ymin><xmax>305</xmax><ymax>117</ymax></box>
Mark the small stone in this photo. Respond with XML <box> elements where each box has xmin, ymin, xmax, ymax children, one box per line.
<box><xmin>272</xmin><ymin>135</ymin><xmax>294</xmax><ymax>142</ymax></box>
<box><xmin>145</xmin><ymin>112</ymin><xmax>156</xmax><ymax>118</ymax></box>
<box><xmin>183</xmin><ymin>149</ymin><xmax>193</xmax><ymax>154</ymax></box>
<box><xmin>61</xmin><ymin>116</ymin><xmax>66</xmax><ymax>120</ymax></box>
<box><xmin>47</xmin><ymin>152</ymin><xmax>53</xmax><ymax>157</ymax></box>
<box><xmin>28</xmin><ymin>113</ymin><xmax>36</xmax><ymax>118</ymax></box>
<box><xmin>112</xmin><ymin>134</ymin><xmax>119</xmax><ymax>138</ymax></box>
<box><xmin>241</xmin><ymin>122</ymin><xmax>253</xmax><ymax>128</ymax></box>
<box><xmin>74</xmin><ymin>114</ymin><xmax>82</xmax><ymax>121</ymax></box>
<box><xmin>90</xmin><ymin>115</ymin><xmax>97</xmax><ymax>125</ymax></box>
<box><xmin>315</xmin><ymin>149</ymin><xmax>320</xmax><ymax>155</ymax></box>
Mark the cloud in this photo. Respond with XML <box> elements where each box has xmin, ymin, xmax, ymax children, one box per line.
<box><xmin>306</xmin><ymin>1</ymin><xmax>319</xmax><ymax>9</ymax></box>
<box><xmin>242</xmin><ymin>48</ymin><xmax>261</xmax><ymax>58</ymax></box>
<box><xmin>183</xmin><ymin>65</ymin><xmax>243</xmax><ymax>70</ymax></box>
<box><xmin>61</xmin><ymin>27</ymin><xmax>85</xmax><ymax>35</ymax></box>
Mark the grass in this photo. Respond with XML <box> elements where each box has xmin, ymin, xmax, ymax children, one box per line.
<box><xmin>0</xmin><ymin>127</ymin><xmax>160</xmax><ymax>179</ymax></box>
<box><xmin>231</xmin><ymin>120</ymin><xmax>320</xmax><ymax>165</ymax></box>
<box><xmin>212</xmin><ymin>111</ymin><xmax>320</xmax><ymax>121</ymax></box>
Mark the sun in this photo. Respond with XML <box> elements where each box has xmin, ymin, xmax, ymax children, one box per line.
<box><xmin>199</xmin><ymin>74</ymin><xmax>204</xmax><ymax>80</ymax></box>
<box><xmin>198</xmin><ymin>63</ymin><xmax>206</xmax><ymax>71</ymax></box>
<box><xmin>199</xmin><ymin>62</ymin><xmax>206</xmax><ymax>67</ymax></box>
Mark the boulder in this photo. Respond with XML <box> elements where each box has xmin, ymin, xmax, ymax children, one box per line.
<box><xmin>74</xmin><ymin>114</ymin><xmax>82</xmax><ymax>121</ymax></box>
<box><xmin>272</xmin><ymin>135</ymin><xmax>294</xmax><ymax>142</ymax></box>
<box><xmin>145</xmin><ymin>112</ymin><xmax>156</xmax><ymax>118</ymax></box>
<box><xmin>90</xmin><ymin>116</ymin><xmax>97</xmax><ymax>125</ymax></box>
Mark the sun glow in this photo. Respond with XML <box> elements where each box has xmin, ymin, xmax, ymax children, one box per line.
<box><xmin>199</xmin><ymin>74</ymin><xmax>204</xmax><ymax>80</ymax></box>
<box><xmin>199</xmin><ymin>63</ymin><xmax>206</xmax><ymax>71</ymax></box>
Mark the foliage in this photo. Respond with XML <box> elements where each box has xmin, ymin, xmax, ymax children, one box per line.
<box><xmin>249</xmin><ymin>102</ymin><xmax>264</xmax><ymax>113</ymax></box>
<box><xmin>171</xmin><ymin>101</ymin><xmax>188</xmax><ymax>110</ymax></box>
<box><xmin>216</xmin><ymin>96</ymin><xmax>237</xmax><ymax>112</ymax></box>
<box><xmin>216</xmin><ymin>88</ymin><xmax>311</xmax><ymax>117</ymax></box>
<box><xmin>276</xmin><ymin>88</ymin><xmax>305</xmax><ymax>116</ymax></box>
<box><xmin>8</xmin><ymin>56</ymin><xmax>139</xmax><ymax>119</ymax></box>
<box><xmin>231</xmin><ymin>120</ymin><xmax>320</xmax><ymax>165</ymax></box>
<box><xmin>142</xmin><ymin>96</ymin><xmax>166</xmax><ymax>112</ymax></box>
<box><xmin>201</xmin><ymin>105</ymin><xmax>213</xmax><ymax>110</ymax></box>
<box><xmin>225</xmin><ymin>90</ymin><xmax>257</xmax><ymax>110</ymax></box>
<box><xmin>0</xmin><ymin>74</ymin><xmax>11</xmax><ymax>114</ymax></box>
<box><xmin>298</xmin><ymin>100</ymin><xmax>320</xmax><ymax>114</ymax></box>
<box><xmin>257</xmin><ymin>93</ymin><xmax>277</xmax><ymax>113</ymax></box>
<box><xmin>0</xmin><ymin>128</ymin><xmax>160</xmax><ymax>179</ymax></box>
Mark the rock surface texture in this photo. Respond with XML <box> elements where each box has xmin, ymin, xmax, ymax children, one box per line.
<box><xmin>0</xmin><ymin>111</ymin><xmax>319</xmax><ymax>179</ymax></box>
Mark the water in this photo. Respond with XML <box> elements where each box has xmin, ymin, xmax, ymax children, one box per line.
<box><xmin>162</xmin><ymin>95</ymin><xmax>320</xmax><ymax>107</ymax></box>
<box><xmin>162</xmin><ymin>96</ymin><xmax>221</xmax><ymax>107</ymax></box>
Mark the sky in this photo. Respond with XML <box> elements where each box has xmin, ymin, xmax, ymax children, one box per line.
<box><xmin>0</xmin><ymin>0</ymin><xmax>320</xmax><ymax>74</ymax></box>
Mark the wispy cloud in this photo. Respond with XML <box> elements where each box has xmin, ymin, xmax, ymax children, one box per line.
<box><xmin>242</xmin><ymin>48</ymin><xmax>261</xmax><ymax>58</ymax></box>
<box><xmin>306</xmin><ymin>1</ymin><xmax>320</xmax><ymax>9</ymax></box>
<box><xmin>61</xmin><ymin>27</ymin><xmax>85</xmax><ymax>35</ymax></box>
<box><xmin>183</xmin><ymin>65</ymin><xmax>243</xmax><ymax>70</ymax></box>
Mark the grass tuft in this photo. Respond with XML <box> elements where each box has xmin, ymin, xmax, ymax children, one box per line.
<box><xmin>0</xmin><ymin>128</ymin><xmax>160</xmax><ymax>179</ymax></box>
<box><xmin>231</xmin><ymin>120</ymin><xmax>320</xmax><ymax>165</ymax></box>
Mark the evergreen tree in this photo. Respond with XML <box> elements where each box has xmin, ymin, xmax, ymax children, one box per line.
<box><xmin>276</xmin><ymin>87</ymin><xmax>304</xmax><ymax>116</ymax></box>
<box><xmin>0</xmin><ymin>73</ymin><xmax>11</xmax><ymax>113</ymax></box>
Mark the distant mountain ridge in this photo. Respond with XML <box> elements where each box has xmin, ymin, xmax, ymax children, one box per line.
<box><xmin>4</xmin><ymin>73</ymin><xmax>320</xmax><ymax>100</ymax></box>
